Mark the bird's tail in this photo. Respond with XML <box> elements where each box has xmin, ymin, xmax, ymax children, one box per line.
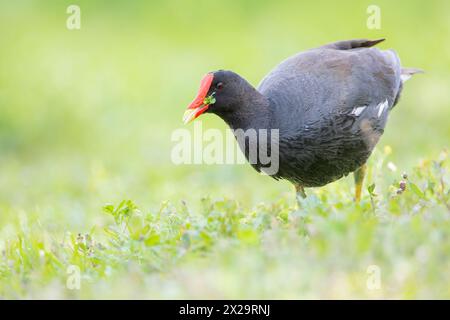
<box><xmin>401</xmin><ymin>67</ymin><xmax>424</xmax><ymax>82</ymax></box>
<box><xmin>323</xmin><ymin>38</ymin><xmax>385</xmax><ymax>50</ymax></box>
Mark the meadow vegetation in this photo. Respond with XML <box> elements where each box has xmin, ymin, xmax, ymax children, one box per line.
<box><xmin>0</xmin><ymin>0</ymin><xmax>449</xmax><ymax>298</ymax></box>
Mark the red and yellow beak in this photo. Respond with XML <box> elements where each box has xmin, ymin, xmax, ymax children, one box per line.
<box><xmin>183</xmin><ymin>73</ymin><xmax>214</xmax><ymax>124</ymax></box>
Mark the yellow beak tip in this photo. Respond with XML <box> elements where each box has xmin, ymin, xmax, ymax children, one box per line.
<box><xmin>182</xmin><ymin>108</ymin><xmax>199</xmax><ymax>124</ymax></box>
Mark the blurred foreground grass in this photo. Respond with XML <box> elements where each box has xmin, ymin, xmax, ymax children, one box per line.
<box><xmin>1</xmin><ymin>150</ymin><xmax>449</xmax><ymax>299</ymax></box>
<box><xmin>0</xmin><ymin>0</ymin><xmax>450</xmax><ymax>298</ymax></box>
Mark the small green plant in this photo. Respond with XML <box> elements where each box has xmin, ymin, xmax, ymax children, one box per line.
<box><xmin>103</xmin><ymin>200</ymin><xmax>139</xmax><ymax>225</ymax></box>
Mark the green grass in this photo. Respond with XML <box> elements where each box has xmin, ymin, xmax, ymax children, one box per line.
<box><xmin>0</xmin><ymin>0</ymin><xmax>450</xmax><ymax>299</ymax></box>
<box><xmin>1</xmin><ymin>150</ymin><xmax>449</xmax><ymax>299</ymax></box>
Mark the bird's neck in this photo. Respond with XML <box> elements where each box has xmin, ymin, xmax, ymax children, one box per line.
<box><xmin>221</xmin><ymin>89</ymin><xmax>273</xmax><ymax>131</ymax></box>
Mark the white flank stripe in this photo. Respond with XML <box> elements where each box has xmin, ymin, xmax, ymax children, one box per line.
<box><xmin>377</xmin><ymin>100</ymin><xmax>389</xmax><ymax>118</ymax></box>
<box><xmin>351</xmin><ymin>106</ymin><xmax>366</xmax><ymax>116</ymax></box>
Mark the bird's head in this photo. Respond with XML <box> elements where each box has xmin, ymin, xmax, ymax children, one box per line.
<box><xmin>183</xmin><ymin>70</ymin><xmax>249</xmax><ymax>124</ymax></box>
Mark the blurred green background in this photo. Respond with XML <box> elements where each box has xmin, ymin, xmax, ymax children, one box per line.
<box><xmin>0</xmin><ymin>0</ymin><xmax>449</xmax><ymax>298</ymax></box>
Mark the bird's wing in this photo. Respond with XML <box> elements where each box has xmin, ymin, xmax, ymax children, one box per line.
<box><xmin>258</xmin><ymin>41</ymin><xmax>403</xmax><ymax>133</ymax></box>
<box><xmin>331</xmin><ymin>47</ymin><xmax>402</xmax><ymax>125</ymax></box>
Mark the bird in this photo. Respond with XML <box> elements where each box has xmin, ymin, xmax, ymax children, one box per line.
<box><xmin>183</xmin><ymin>39</ymin><xmax>422</xmax><ymax>205</ymax></box>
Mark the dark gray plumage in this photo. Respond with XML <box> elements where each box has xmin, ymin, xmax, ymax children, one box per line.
<box><xmin>258</xmin><ymin>39</ymin><xmax>401</xmax><ymax>186</ymax></box>
<box><xmin>193</xmin><ymin>39</ymin><xmax>421</xmax><ymax>190</ymax></box>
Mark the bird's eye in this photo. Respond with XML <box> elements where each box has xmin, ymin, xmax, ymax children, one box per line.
<box><xmin>216</xmin><ymin>82</ymin><xmax>223</xmax><ymax>89</ymax></box>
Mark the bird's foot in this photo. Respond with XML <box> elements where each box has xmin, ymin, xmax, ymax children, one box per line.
<box><xmin>296</xmin><ymin>193</ymin><xmax>306</xmax><ymax>209</ymax></box>
<box><xmin>294</xmin><ymin>184</ymin><xmax>307</xmax><ymax>210</ymax></box>
<box><xmin>293</xmin><ymin>185</ymin><xmax>310</xmax><ymax>236</ymax></box>
<box><xmin>295</xmin><ymin>184</ymin><xmax>306</xmax><ymax>216</ymax></box>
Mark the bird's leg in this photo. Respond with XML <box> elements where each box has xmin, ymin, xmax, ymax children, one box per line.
<box><xmin>354</xmin><ymin>164</ymin><xmax>367</xmax><ymax>203</ymax></box>
<box><xmin>294</xmin><ymin>184</ymin><xmax>309</xmax><ymax>236</ymax></box>
<box><xmin>295</xmin><ymin>184</ymin><xmax>307</xmax><ymax>208</ymax></box>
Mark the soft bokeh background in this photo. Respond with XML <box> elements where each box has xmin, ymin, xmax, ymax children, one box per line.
<box><xmin>0</xmin><ymin>0</ymin><xmax>449</xmax><ymax>298</ymax></box>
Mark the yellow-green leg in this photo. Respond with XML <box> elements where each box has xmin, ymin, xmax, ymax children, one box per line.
<box><xmin>295</xmin><ymin>184</ymin><xmax>307</xmax><ymax>207</ymax></box>
<box><xmin>354</xmin><ymin>164</ymin><xmax>367</xmax><ymax>203</ymax></box>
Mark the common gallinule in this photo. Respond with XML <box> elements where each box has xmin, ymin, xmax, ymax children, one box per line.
<box><xmin>183</xmin><ymin>39</ymin><xmax>421</xmax><ymax>204</ymax></box>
